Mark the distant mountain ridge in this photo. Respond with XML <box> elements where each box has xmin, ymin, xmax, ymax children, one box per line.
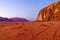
<box><xmin>0</xmin><ymin>17</ymin><xmax>29</xmax><ymax>22</ymax></box>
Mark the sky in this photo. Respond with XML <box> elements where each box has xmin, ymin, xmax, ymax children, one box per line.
<box><xmin>0</xmin><ymin>0</ymin><xmax>57</xmax><ymax>21</ymax></box>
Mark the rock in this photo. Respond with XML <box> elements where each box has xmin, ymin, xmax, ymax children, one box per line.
<box><xmin>37</xmin><ymin>1</ymin><xmax>60</xmax><ymax>22</ymax></box>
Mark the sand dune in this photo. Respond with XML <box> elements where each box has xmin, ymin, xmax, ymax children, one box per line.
<box><xmin>0</xmin><ymin>21</ymin><xmax>60</xmax><ymax>40</ymax></box>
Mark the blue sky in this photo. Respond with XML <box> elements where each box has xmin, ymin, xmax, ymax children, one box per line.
<box><xmin>0</xmin><ymin>0</ymin><xmax>57</xmax><ymax>21</ymax></box>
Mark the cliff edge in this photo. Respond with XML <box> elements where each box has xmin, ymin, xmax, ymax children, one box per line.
<box><xmin>37</xmin><ymin>1</ymin><xmax>60</xmax><ymax>21</ymax></box>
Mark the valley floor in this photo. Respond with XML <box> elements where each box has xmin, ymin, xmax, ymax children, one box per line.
<box><xmin>0</xmin><ymin>21</ymin><xmax>60</xmax><ymax>40</ymax></box>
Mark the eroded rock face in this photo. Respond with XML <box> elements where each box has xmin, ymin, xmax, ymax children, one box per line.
<box><xmin>37</xmin><ymin>1</ymin><xmax>60</xmax><ymax>22</ymax></box>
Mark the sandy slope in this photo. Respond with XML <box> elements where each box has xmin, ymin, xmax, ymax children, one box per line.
<box><xmin>0</xmin><ymin>21</ymin><xmax>60</xmax><ymax>40</ymax></box>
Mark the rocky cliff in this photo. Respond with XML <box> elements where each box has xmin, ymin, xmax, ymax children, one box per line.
<box><xmin>37</xmin><ymin>1</ymin><xmax>60</xmax><ymax>21</ymax></box>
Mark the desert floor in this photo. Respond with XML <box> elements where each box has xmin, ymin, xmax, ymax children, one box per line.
<box><xmin>0</xmin><ymin>21</ymin><xmax>60</xmax><ymax>40</ymax></box>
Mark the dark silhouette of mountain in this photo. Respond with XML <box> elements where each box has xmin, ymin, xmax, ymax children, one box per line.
<box><xmin>0</xmin><ymin>17</ymin><xmax>29</xmax><ymax>22</ymax></box>
<box><xmin>0</xmin><ymin>17</ymin><xmax>13</xmax><ymax>22</ymax></box>
<box><xmin>10</xmin><ymin>17</ymin><xmax>29</xmax><ymax>22</ymax></box>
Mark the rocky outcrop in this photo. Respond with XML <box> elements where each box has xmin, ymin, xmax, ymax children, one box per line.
<box><xmin>37</xmin><ymin>1</ymin><xmax>60</xmax><ymax>21</ymax></box>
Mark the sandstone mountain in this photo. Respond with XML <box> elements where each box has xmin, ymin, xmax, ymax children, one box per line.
<box><xmin>37</xmin><ymin>1</ymin><xmax>60</xmax><ymax>21</ymax></box>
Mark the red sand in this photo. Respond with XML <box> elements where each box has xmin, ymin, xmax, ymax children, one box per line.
<box><xmin>0</xmin><ymin>21</ymin><xmax>60</xmax><ymax>40</ymax></box>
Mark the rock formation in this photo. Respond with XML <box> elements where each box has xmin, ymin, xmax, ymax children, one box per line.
<box><xmin>37</xmin><ymin>1</ymin><xmax>60</xmax><ymax>21</ymax></box>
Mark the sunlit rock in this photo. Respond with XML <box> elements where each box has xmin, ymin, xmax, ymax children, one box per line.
<box><xmin>37</xmin><ymin>1</ymin><xmax>60</xmax><ymax>22</ymax></box>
